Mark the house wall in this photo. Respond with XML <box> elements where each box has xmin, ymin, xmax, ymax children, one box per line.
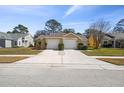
<box><xmin>23</xmin><ymin>34</ymin><xmax>34</xmax><ymax>47</ymax></box>
<box><xmin>64</xmin><ymin>34</ymin><xmax>77</xmax><ymax>38</ymax></box>
<box><xmin>38</xmin><ymin>33</ymin><xmax>87</xmax><ymax>49</ymax></box>
<box><xmin>5</xmin><ymin>40</ymin><xmax>12</xmax><ymax>48</ymax></box>
<box><xmin>82</xmin><ymin>40</ymin><xmax>87</xmax><ymax>46</ymax></box>
<box><xmin>17</xmin><ymin>34</ymin><xmax>34</xmax><ymax>47</ymax></box>
<box><xmin>11</xmin><ymin>40</ymin><xmax>17</xmax><ymax>47</ymax></box>
<box><xmin>0</xmin><ymin>39</ymin><xmax>5</xmax><ymax>48</ymax></box>
<box><xmin>64</xmin><ymin>33</ymin><xmax>84</xmax><ymax>45</ymax></box>
<box><xmin>17</xmin><ymin>38</ymin><xmax>23</xmax><ymax>47</ymax></box>
<box><xmin>41</xmin><ymin>38</ymin><xmax>46</xmax><ymax>49</ymax></box>
<box><xmin>0</xmin><ymin>39</ymin><xmax>12</xmax><ymax>48</ymax></box>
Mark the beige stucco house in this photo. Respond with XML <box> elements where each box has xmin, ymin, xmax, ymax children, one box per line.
<box><xmin>37</xmin><ymin>33</ymin><xmax>87</xmax><ymax>49</ymax></box>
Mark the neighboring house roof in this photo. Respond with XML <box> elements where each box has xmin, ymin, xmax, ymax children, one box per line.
<box><xmin>0</xmin><ymin>32</ymin><xmax>12</xmax><ymax>40</ymax></box>
<box><xmin>103</xmin><ymin>33</ymin><xmax>115</xmax><ymax>40</ymax></box>
<box><xmin>0</xmin><ymin>32</ymin><xmax>31</xmax><ymax>40</ymax></box>
<box><xmin>80</xmin><ymin>35</ymin><xmax>88</xmax><ymax>41</ymax></box>
<box><xmin>105</xmin><ymin>33</ymin><xmax>115</xmax><ymax>38</ymax></box>
<box><xmin>37</xmin><ymin>32</ymin><xmax>87</xmax><ymax>41</ymax></box>
<box><xmin>111</xmin><ymin>33</ymin><xmax>124</xmax><ymax>40</ymax></box>
<box><xmin>7</xmin><ymin>33</ymin><xmax>29</xmax><ymax>40</ymax></box>
<box><xmin>103</xmin><ymin>33</ymin><xmax>124</xmax><ymax>40</ymax></box>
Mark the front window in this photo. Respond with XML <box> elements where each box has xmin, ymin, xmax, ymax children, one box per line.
<box><xmin>22</xmin><ymin>38</ymin><xmax>25</xmax><ymax>43</ymax></box>
<box><xmin>104</xmin><ymin>41</ymin><xmax>107</xmax><ymax>45</ymax></box>
<box><xmin>25</xmin><ymin>40</ymin><xmax>28</xmax><ymax>46</ymax></box>
<box><xmin>15</xmin><ymin>41</ymin><xmax>17</xmax><ymax>45</ymax></box>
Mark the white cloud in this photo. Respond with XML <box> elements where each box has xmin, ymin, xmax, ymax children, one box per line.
<box><xmin>63</xmin><ymin>5</ymin><xmax>100</xmax><ymax>18</ymax></box>
<box><xmin>63</xmin><ymin>5</ymin><xmax>82</xmax><ymax>18</ymax></box>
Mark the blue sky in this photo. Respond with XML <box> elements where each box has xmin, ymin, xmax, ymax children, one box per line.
<box><xmin>0</xmin><ymin>5</ymin><xmax>124</xmax><ymax>35</ymax></box>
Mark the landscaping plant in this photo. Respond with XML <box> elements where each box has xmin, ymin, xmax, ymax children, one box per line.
<box><xmin>58</xmin><ymin>43</ymin><xmax>64</xmax><ymax>50</ymax></box>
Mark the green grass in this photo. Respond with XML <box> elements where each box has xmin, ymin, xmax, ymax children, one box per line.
<box><xmin>0</xmin><ymin>57</ymin><xmax>28</xmax><ymax>63</ymax></box>
<box><xmin>0</xmin><ymin>48</ymin><xmax>41</xmax><ymax>55</ymax></box>
<box><xmin>82</xmin><ymin>48</ymin><xmax>124</xmax><ymax>56</ymax></box>
<box><xmin>97</xmin><ymin>58</ymin><xmax>124</xmax><ymax>65</ymax></box>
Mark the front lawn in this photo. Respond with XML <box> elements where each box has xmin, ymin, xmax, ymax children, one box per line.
<box><xmin>0</xmin><ymin>57</ymin><xmax>28</xmax><ymax>63</ymax></box>
<box><xmin>0</xmin><ymin>48</ymin><xmax>41</xmax><ymax>55</ymax></box>
<box><xmin>97</xmin><ymin>58</ymin><xmax>124</xmax><ymax>65</ymax></box>
<box><xmin>82</xmin><ymin>48</ymin><xmax>124</xmax><ymax>56</ymax></box>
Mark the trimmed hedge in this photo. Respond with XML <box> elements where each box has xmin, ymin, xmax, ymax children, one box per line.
<box><xmin>82</xmin><ymin>45</ymin><xmax>88</xmax><ymax>50</ymax></box>
<box><xmin>28</xmin><ymin>44</ymin><xmax>34</xmax><ymax>47</ymax></box>
<box><xmin>77</xmin><ymin>43</ymin><xmax>83</xmax><ymax>50</ymax></box>
<box><xmin>58</xmin><ymin>43</ymin><xmax>64</xmax><ymax>50</ymax></box>
<box><xmin>77</xmin><ymin>43</ymin><xmax>88</xmax><ymax>50</ymax></box>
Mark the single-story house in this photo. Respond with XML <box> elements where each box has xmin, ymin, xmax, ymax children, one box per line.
<box><xmin>0</xmin><ymin>32</ymin><xmax>34</xmax><ymax>48</ymax></box>
<box><xmin>37</xmin><ymin>33</ymin><xmax>87</xmax><ymax>49</ymax></box>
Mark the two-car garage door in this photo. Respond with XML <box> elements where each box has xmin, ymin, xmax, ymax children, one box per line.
<box><xmin>46</xmin><ymin>39</ymin><xmax>77</xmax><ymax>49</ymax></box>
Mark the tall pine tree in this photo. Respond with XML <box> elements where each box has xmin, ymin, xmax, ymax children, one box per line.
<box><xmin>113</xmin><ymin>19</ymin><xmax>124</xmax><ymax>33</ymax></box>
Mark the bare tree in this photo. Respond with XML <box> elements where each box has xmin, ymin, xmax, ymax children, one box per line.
<box><xmin>89</xmin><ymin>19</ymin><xmax>111</xmax><ymax>48</ymax></box>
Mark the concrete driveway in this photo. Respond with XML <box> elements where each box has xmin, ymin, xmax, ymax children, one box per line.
<box><xmin>8</xmin><ymin>50</ymin><xmax>123</xmax><ymax>70</ymax></box>
<box><xmin>0</xmin><ymin>50</ymin><xmax>124</xmax><ymax>87</ymax></box>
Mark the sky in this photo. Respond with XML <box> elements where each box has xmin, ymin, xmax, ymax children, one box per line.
<box><xmin>0</xmin><ymin>5</ymin><xmax>124</xmax><ymax>35</ymax></box>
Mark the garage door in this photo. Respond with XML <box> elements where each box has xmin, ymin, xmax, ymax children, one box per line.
<box><xmin>63</xmin><ymin>39</ymin><xmax>77</xmax><ymax>49</ymax></box>
<box><xmin>46</xmin><ymin>39</ymin><xmax>60</xmax><ymax>49</ymax></box>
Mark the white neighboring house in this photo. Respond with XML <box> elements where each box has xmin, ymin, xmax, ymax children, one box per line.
<box><xmin>0</xmin><ymin>32</ymin><xmax>34</xmax><ymax>48</ymax></box>
<box><xmin>8</xmin><ymin>33</ymin><xmax>34</xmax><ymax>47</ymax></box>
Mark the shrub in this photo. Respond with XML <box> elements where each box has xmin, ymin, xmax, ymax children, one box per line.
<box><xmin>13</xmin><ymin>46</ymin><xmax>19</xmax><ymax>48</ymax></box>
<box><xmin>28</xmin><ymin>44</ymin><xmax>34</xmax><ymax>47</ymax></box>
<box><xmin>44</xmin><ymin>42</ymin><xmax>47</xmax><ymax>49</ymax></box>
<box><xmin>58</xmin><ymin>43</ymin><xmax>64</xmax><ymax>50</ymax></box>
<box><xmin>77</xmin><ymin>43</ymin><xmax>84</xmax><ymax>50</ymax></box>
<box><xmin>33</xmin><ymin>40</ymin><xmax>42</xmax><ymax>50</ymax></box>
<box><xmin>102</xmin><ymin>44</ymin><xmax>113</xmax><ymax>48</ymax></box>
<box><xmin>77</xmin><ymin>43</ymin><xmax>88</xmax><ymax>50</ymax></box>
<box><xmin>82</xmin><ymin>46</ymin><xmax>88</xmax><ymax>50</ymax></box>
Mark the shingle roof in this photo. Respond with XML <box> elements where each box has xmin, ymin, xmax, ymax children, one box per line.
<box><xmin>105</xmin><ymin>32</ymin><xmax>124</xmax><ymax>40</ymax></box>
<box><xmin>37</xmin><ymin>33</ymin><xmax>66</xmax><ymax>39</ymax></box>
<box><xmin>111</xmin><ymin>33</ymin><xmax>124</xmax><ymax>40</ymax></box>
<box><xmin>0</xmin><ymin>32</ymin><xmax>29</xmax><ymax>40</ymax></box>
<box><xmin>80</xmin><ymin>35</ymin><xmax>87</xmax><ymax>41</ymax></box>
<box><xmin>7</xmin><ymin>33</ymin><xmax>29</xmax><ymax>40</ymax></box>
<box><xmin>37</xmin><ymin>32</ymin><xmax>87</xmax><ymax>41</ymax></box>
<box><xmin>0</xmin><ymin>32</ymin><xmax>12</xmax><ymax>40</ymax></box>
<box><xmin>105</xmin><ymin>33</ymin><xmax>115</xmax><ymax>38</ymax></box>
